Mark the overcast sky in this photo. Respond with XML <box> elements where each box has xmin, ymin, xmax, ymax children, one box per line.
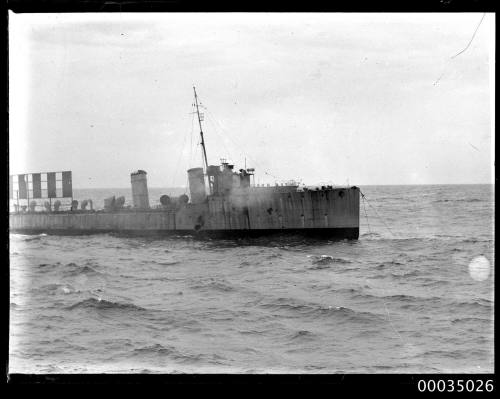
<box><xmin>9</xmin><ymin>12</ymin><xmax>494</xmax><ymax>188</ymax></box>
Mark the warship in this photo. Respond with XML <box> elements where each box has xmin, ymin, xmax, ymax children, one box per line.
<box><xmin>9</xmin><ymin>88</ymin><xmax>360</xmax><ymax>238</ymax></box>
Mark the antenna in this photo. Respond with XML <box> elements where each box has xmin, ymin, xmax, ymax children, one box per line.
<box><xmin>193</xmin><ymin>86</ymin><xmax>212</xmax><ymax>193</ymax></box>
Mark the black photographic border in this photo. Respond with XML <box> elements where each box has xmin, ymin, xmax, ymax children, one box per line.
<box><xmin>3</xmin><ymin>0</ymin><xmax>496</xmax><ymax>390</ymax></box>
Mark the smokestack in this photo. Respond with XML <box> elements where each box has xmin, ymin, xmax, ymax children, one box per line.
<box><xmin>130</xmin><ymin>170</ymin><xmax>150</xmax><ymax>209</ymax></box>
<box><xmin>187</xmin><ymin>167</ymin><xmax>206</xmax><ymax>204</ymax></box>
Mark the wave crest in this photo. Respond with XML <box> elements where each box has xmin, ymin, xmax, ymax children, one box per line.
<box><xmin>190</xmin><ymin>278</ymin><xmax>234</xmax><ymax>292</ymax></box>
<box><xmin>62</xmin><ymin>263</ymin><xmax>104</xmax><ymax>277</ymax></box>
<box><xmin>66</xmin><ymin>297</ymin><xmax>147</xmax><ymax>312</ymax></box>
<box><xmin>257</xmin><ymin>296</ymin><xmax>382</xmax><ymax>325</ymax></box>
<box><xmin>308</xmin><ymin>255</ymin><xmax>352</xmax><ymax>266</ymax></box>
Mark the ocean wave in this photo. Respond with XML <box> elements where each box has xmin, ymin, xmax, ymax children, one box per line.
<box><xmin>350</xmin><ymin>293</ymin><xmax>493</xmax><ymax>314</ymax></box>
<box><xmin>257</xmin><ymin>296</ymin><xmax>383</xmax><ymax>324</ymax></box>
<box><xmin>132</xmin><ymin>343</ymin><xmax>178</xmax><ymax>356</ymax></box>
<box><xmin>385</xmin><ymin>294</ymin><xmax>426</xmax><ymax>301</ymax></box>
<box><xmin>65</xmin><ymin>297</ymin><xmax>147</xmax><ymax>312</ymax></box>
<box><xmin>23</xmin><ymin>236</ymin><xmax>44</xmax><ymax>242</ymax></box>
<box><xmin>36</xmin><ymin>262</ymin><xmax>62</xmax><ymax>270</ymax></box>
<box><xmin>334</xmin><ymin>287</ymin><xmax>359</xmax><ymax>295</ymax></box>
<box><xmin>152</xmin><ymin>260</ymin><xmax>181</xmax><ymax>266</ymax></box>
<box><xmin>62</xmin><ymin>262</ymin><xmax>104</xmax><ymax>277</ymax></box>
<box><xmin>140</xmin><ymin>259</ymin><xmax>181</xmax><ymax>266</ymax></box>
<box><xmin>238</xmin><ymin>329</ymin><xmax>269</xmax><ymax>336</ymax></box>
<box><xmin>10</xmin><ymin>233</ymin><xmax>47</xmax><ymax>241</ymax></box>
<box><xmin>200</xmin><ymin>235</ymin><xmax>344</xmax><ymax>249</ymax></box>
<box><xmin>390</xmin><ymin>270</ymin><xmax>419</xmax><ymax>279</ymax></box>
<box><xmin>358</xmin><ymin>236</ymin><xmax>425</xmax><ymax>243</ymax></box>
<box><xmin>308</xmin><ymin>255</ymin><xmax>352</xmax><ymax>266</ymax></box>
<box><xmin>37</xmin><ymin>338</ymin><xmax>66</xmax><ymax>346</ymax></box>
<box><xmin>455</xmin><ymin>298</ymin><xmax>493</xmax><ymax>311</ymax></box>
<box><xmin>34</xmin><ymin>283</ymin><xmax>78</xmax><ymax>295</ymax></box>
<box><xmin>451</xmin><ymin>316</ymin><xmax>490</xmax><ymax>324</ymax></box>
<box><xmin>132</xmin><ymin>344</ymin><xmax>221</xmax><ymax>364</ymax></box>
<box><xmin>419</xmin><ymin>349</ymin><xmax>471</xmax><ymax>359</ymax></box>
<box><xmin>433</xmin><ymin>198</ymin><xmax>484</xmax><ymax>203</ymax></box>
<box><xmin>386</xmin><ymin>260</ymin><xmax>406</xmax><ymax>266</ymax></box>
<box><xmin>189</xmin><ymin>278</ymin><xmax>234</xmax><ymax>293</ymax></box>
<box><xmin>360</xmin><ymin>232</ymin><xmax>382</xmax><ymax>239</ymax></box>
<box><xmin>289</xmin><ymin>330</ymin><xmax>316</xmax><ymax>340</ymax></box>
<box><xmin>370</xmin><ymin>235</ymin><xmax>493</xmax><ymax>246</ymax></box>
<box><xmin>461</xmin><ymin>237</ymin><xmax>493</xmax><ymax>243</ymax></box>
<box><xmin>417</xmin><ymin>279</ymin><xmax>450</xmax><ymax>287</ymax></box>
<box><xmin>350</xmin><ymin>292</ymin><xmax>443</xmax><ymax>306</ymax></box>
<box><xmin>239</xmin><ymin>261</ymin><xmax>252</xmax><ymax>267</ymax></box>
<box><xmin>308</xmin><ymin>263</ymin><xmax>332</xmax><ymax>270</ymax></box>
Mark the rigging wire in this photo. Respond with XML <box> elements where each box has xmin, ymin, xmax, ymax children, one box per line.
<box><xmin>171</xmin><ymin>105</ymin><xmax>194</xmax><ymax>189</ymax></box>
<box><xmin>200</xmin><ymin>105</ymin><xmax>285</xmax><ymax>182</ymax></box>
<box><xmin>360</xmin><ymin>190</ymin><xmax>395</xmax><ymax>238</ymax></box>
<box><xmin>362</xmin><ymin>195</ymin><xmax>372</xmax><ymax>234</ymax></box>
<box><xmin>204</xmin><ymin>111</ymin><xmax>235</xmax><ymax>163</ymax></box>
<box><xmin>188</xmin><ymin>103</ymin><xmax>195</xmax><ymax>169</ymax></box>
<box><xmin>202</xmin><ymin>106</ymin><xmax>244</xmax><ymax>162</ymax></box>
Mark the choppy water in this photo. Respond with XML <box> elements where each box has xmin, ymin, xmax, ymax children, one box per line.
<box><xmin>9</xmin><ymin>185</ymin><xmax>494</xmax><ymax>373</ymax></box>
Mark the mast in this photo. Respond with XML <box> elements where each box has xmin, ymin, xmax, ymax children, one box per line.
<box><xmin>193</xmin><ymin>86</ymin><xmax>209</xmax><ymax>172</ymax></box>
<box><xmin>193</xmin><ymin>86</ymin><xmax>212</xmax><ymax>193</ymax></box>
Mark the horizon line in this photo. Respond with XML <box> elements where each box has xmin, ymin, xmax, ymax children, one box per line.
<box><xmin>73</xmin><ymin>182</ymin><xmax>495</xmax><ymax>190</ymax></box>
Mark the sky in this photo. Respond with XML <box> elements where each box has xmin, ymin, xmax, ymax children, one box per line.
<box><xmin>9</xmin><ymin>12</ymin><xmax>495</xmax><ymax>188</ymax></box>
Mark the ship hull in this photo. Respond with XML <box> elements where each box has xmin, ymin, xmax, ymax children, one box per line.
<box><xmin>9</xmin><ymin>227</ymin><xmax>359</xmax><ymax>239</ymax></box>
<box><xmin>10</xmin><ymin>187</ymin><xmax>360</xmax><ymax>240</ymax></box>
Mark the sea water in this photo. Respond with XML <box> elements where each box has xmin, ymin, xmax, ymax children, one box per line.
<box><xmin>9</xmin><ymin>184</ymin><xmax>494</xmax><ymax>373</ymax></box>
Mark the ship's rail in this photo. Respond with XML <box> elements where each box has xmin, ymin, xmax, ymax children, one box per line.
<box><xmin>9</xmin><ymin>207</ymin><xmax>180</xmax><ymax>216</ymax></box>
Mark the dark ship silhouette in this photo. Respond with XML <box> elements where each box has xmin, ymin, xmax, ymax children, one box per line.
<box><xmin>10</xmin><ymin>87</ymin><xmax>360</xmax><ymax>238</ymax></box>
